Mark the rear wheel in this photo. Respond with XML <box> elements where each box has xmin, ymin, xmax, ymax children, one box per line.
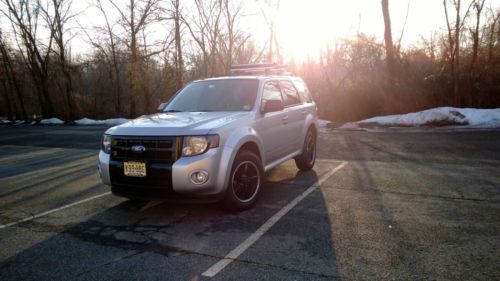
<box><xmin>294</xmin><ymin>129</ymin><xmax>316</xmax><ymax>171</ymax></box>
<box><xmin>223</xmin><ymin>150</ymin><xmax>263</xmax><ymax>211</ymax></box>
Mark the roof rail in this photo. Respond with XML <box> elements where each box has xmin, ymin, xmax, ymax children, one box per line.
<box><xmin>229</xmin><ymin>63</ymin><xmax>290</xmax><ymax>76</ymax></box>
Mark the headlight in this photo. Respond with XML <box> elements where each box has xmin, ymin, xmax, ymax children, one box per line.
<box><xmin>102</xmin><ymin>135</ymin><xmax>112</xmax><ymax>154</ymax></box>
<box><xmin>182</xmin><ymin>135</ymin><xmax>219</xmax><ymax>157</ymax></box>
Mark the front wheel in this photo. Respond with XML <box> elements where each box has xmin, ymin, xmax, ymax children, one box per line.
<box><xmin>222</xmin><ymin>151</ymin><xmax>263</xmax><ymax>211</ymax></box>
<box><xmin>294</xmin><ymin>129</ymin><xmax>316</xmax><ymax>171</ymax></box>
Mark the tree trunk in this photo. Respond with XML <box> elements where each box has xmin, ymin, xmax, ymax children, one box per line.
<box><xmin>0</xmin><ymin>41</ymin><xmax>27</xmax><ymax>120</ymax></box>
<box><xmin>470</xmin><ymin>1</ymin><xmax>484</xmax><ymax>73</ymax></box>
<box><xmin>1</xmin><ymin>77</ymin><xmax>14</xmax><ymax>120</ymax></box>
<box><xmin>469</xmin><ymin>0</ymin><xmax>485</xmax><ymax>107</ymax></box>
<box><xmin>40</xmin><ymin>73</ymin><xmax>55</xmax><ymax>117</ymax></box>
<box><xmin>62</xmin><ymin>65</ymin><xmax>75</xmax><ymax>120</ymax></box>
<box><xmin>487</xmin><ymin>13</ymin><xmax>499</xmax><ymax>65</ymax></box>
<box><xmin>381</xmin><ymin>0</ymin><xmax>397</xmax><ymax>111</ymax></box>
<box><xmin>129</xmin><ymin>0</ymin><xmax>138</xmax><ymax>118</ymax></box>
<box><xmin>453</xmin><ymin>0</ymin><xmax>461</xmax><ymax>106</ymax></box>
<box><xmin>54</xmin><ymin>0</ymin><xmax>75</xmax><ymax>121</ymax></box>
<box><xmin>173</xmin><ymin>0</ymin><xmax>184</xmax><ymax>90</ymax></box>
<box><xmin>113</xmin><ymin>61</ymin><xmax>122</xmax><ymax>115</ymax></box>
<box><xmin>98</xmin><ymin>0</ymin><xmax>122</xmax><ymax>114</ymax></box>
<box><xmin>268</xmin><ymin>22</ymin><xmax>273</xmax><ymax>63</ymax></box>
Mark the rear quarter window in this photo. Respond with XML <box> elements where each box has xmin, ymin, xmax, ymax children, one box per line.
<box><xmin>293</xmin><ymin>80</ymin><xmax>313</xmax><ymax>103</ymax></box>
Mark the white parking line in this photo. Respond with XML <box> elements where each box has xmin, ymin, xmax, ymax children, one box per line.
<box><xmin>0</xmin><ymin>192</ymin><xmax>112</xmax><ymax>229</ymax></box>
<box><xmin>202</xmin><ymin>161</ymin><xmax>348</xmax><ymax>278</ymax></box>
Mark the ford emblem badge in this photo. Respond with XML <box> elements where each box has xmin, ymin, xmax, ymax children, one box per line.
<box><xmin>131</xmin><ymin>145</ymin><xmax>146</xmax><ymax>153</ymax></box>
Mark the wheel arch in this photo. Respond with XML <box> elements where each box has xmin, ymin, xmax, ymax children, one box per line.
<box><xmin>237</xmin><ymin>141</ymin><xmax>262</xmax><ymax>160</ymax></box>
<box><xmin>301</xmin><ymin>115</ymin><xmax>318</xmax><ymax>153</ymax></box>
<box><xmin>308</xmin><ymin>123</ymin><xmax>317</xmax><ymax>136</ymax></box>
<box><xmin>217</xmin><ymin>128</ymin><xmax>265</xmax><ymax>194</ymax></box>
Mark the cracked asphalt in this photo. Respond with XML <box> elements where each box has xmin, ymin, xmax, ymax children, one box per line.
<box><xmin>0</xmin><ymin>126</ymin><xmax>499</xmax><ymax>280</ymax></box>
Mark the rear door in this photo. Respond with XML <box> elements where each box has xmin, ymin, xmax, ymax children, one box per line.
<box><xmin>280</xmin><ymin>79</ymin><xmax>306</xmax><ymax>153</ymax></box>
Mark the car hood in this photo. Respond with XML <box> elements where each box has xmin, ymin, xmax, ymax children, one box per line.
<box><xmin>106</xmin><ymin>111</ymin><xmax>251</xmax><ymax>136</ymax></box>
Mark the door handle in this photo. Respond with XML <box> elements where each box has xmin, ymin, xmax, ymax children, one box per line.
<box><xmin>282</xmin><ymin>115</ymin><xmax>289</xmax><ymax>124</ymax></box>
<box><xmin>301</xmin><ymin>110</ymin><xmax>307</xmax><ymax>115</ymax></box>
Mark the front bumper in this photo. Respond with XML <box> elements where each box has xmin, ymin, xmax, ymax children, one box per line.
<box><xmin>98</xmin><ymin>146</ymin><xmax>234</xmax><ymax>200</ymax></box>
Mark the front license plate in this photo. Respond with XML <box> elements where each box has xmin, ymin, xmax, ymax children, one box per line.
<box><xmin>124</xmin><ymin>162</ymin><xmax>146</xmax><ymax>177</ymax></box>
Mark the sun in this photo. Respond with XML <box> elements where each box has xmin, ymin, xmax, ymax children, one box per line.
<box><xmin>274</xmin><ymin>0</ymin><xmax>345</xmax><ymax>62</ymax></box>
<box><xmin>270</xmin><ymin>0</ymin><xmax>383</xmax><ymax>62</ymax></box>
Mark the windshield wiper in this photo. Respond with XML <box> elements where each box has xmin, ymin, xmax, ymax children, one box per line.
<box><xmin>163</xmin><ymin>109</ymin><xmax>184</xmax><ymax>113</ymax></box>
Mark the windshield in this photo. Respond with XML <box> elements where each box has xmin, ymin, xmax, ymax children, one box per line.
<box><xmin>163</xmin><ymin>79</ymin><xmax>259</xmax><ymax>112</ymax></box>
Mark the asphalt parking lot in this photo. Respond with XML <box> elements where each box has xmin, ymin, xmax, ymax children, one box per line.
<box><xmin>0</xmin><ymin>126</ymin><xmax>499</xmax><ymax>280</ymax></box>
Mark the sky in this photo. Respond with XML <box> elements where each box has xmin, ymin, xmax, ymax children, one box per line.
<box><xmin>5</xmin><ymin>0</ymin><xmax>500</xmax><ymax>62</ymax></box>
<box><xmin>267</xmin><ymin>0</ymin><xmax>498</xmax><ymax>61</ymax></box>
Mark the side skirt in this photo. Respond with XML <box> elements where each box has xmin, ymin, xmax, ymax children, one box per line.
<box><xmin>263</xmin><ymin>150</ymin><xmax>302</xmax><ymax>172</ymax></box>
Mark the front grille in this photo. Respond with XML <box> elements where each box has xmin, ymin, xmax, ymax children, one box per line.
<box><xmin>110</xmin><ymin>136</ymin><xmax>180</xmax><ymax>163</ymax></box>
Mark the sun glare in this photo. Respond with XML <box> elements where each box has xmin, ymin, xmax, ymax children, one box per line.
<box><xmin>275</xmin><ymin>0</ymin><xmax>370</xmax><ymax>62</ymax></box>
<box><xmin>266</xmin><ymin>0</ymin><xmax>446</xmax><ymax>62</ymax></box>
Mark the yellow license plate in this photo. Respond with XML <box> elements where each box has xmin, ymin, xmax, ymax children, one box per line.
<box><xmin>124</xmin><ymin>162</ymin><xmax>146</xmax><ymax>177</ymax></box>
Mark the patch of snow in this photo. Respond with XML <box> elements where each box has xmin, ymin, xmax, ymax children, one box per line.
<box><xmin>75</xmin><ymin>118</ymin><xmax>129</xmax><ymax>126</ymax></box>
<box><xmin>458</xmin><ymin>108</ymin><xmax>500</xmax><ymax>127</ymax></box>
<box><xmin>338</xmin><ymin>122</ymin><xmax>360</xmax><ymax>130</ymax></box>
<box><xmin>318</xmin><ymin>119</ymin><xmax>332</xmax><ymax>130</ymax></box>
<box><xmin>39</xmin><ymin>118</ymin><xmax>64</xmax><ymax>125</ymax></box>
<box><xmin>341</xmin><ymin>107</ymin><xmax>500</xmax><ymax>129</ymax></box>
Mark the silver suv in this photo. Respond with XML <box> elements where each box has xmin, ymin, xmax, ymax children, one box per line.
<box><xmin>98</xmin><ymin>72</ymin><xmax>318</xmax><ymax>211</ymax></box>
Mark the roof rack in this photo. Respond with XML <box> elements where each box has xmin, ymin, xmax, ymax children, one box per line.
<box><xmin>229</xmin><ymin>63</ymin><xmax>290</xmax><ymax>76</ymax></box>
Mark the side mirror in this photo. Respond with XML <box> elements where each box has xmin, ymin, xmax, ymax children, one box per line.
<box><xmin>157</xmin><ymin>102</ymin><xmax>167</xmax><ymax>112</ymax></box>
<box><xmin>261</xmin><ymin>99</ymin><xmax>284</xmax><ymax>113</ymax></box>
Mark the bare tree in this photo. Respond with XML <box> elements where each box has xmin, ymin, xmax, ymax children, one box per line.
<box><xmin>0</xmin><ymin>30</ymin><xmax>27</xmax><ymax>120</ymax></box>
<box><xmin>381</xmin><ymin>0</ymin><xmax>397</xmax><ymax>107</ymax></box>
<box><xmin>182</xmin><ymin>0</ymin><xmax>224</xmax><ymax>77</ymax></box>
<box><xmin>169</xmin><ymin>0</ymin><xmax>183</xmax><ymax>89</ymax></box>
<box><xmin>258</xmin><ymin>0</ymin><xmax>281</xmax><ymax>63</ymax></box>
<box><xmin>219</xmin><ymin>0</ymin><xmax>246</xmax><ymax>72</ymax></box>
<box><xmin>421</xmin><ymin>32</ymin><xmax>438</xmax><ymax>61</ymax></box>
<box><xmin>88</xmin><ymin>0</ymin><xmax>124</xmax><ymax>114</ymax></box>
<box><xmin>108</xmin><ymin>0</ymin><xmax>164</xmax><ymax>117</ymax></box>
<box><xmin>470</xmin><ymin>0</ymin><xmax>486</xmax><ymax>73</ymax></box>
<box><xmin>486</xmin><ymin>8</ymin><xmax>499</xmax><ymax>64</ymax></box>
<box><xmin>443</xmin><ymin>0</ymin><xmax>474</xmax><ymax>105</ymax></box>
<box><xmin>1</xmin><ymin>0</ymin><xmax>56</xmax><ymax>118</ymax></box>
<box><xmin>40</xmin><ymin>0</ymin><xmax>76</xmax><ymax>120</ymax></box>
<box><xmin>0</xmin><ymin>52</ymin><xmax>14</xmax><ymax>120</ymax></box>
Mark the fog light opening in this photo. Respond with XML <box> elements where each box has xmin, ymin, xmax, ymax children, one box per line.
<box><xmin>190</xmin><ymin>170</ymin><xmax>209</xmax><ymax>185</ymax></box>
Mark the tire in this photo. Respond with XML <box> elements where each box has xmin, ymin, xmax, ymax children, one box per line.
<box><xmin>222</xmin><ymin>150</ymin><xmax>264</xmax><ymax>211</ymax></box>
<box><xmin>294</xmin><ymin>128</ymin><xmax>316</xmax><ymax>171</ymax></box>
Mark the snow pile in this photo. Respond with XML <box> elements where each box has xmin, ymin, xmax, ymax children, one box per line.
<box><xmin>341</xmin><ymin>107</ymin><xmax>500</xmax><ymax>129</ymax></box>
<box><xmin>39</xmin><ymin>118</ymin><xmax>65</xmax><ymax>125</ymax></box>
<box><xmin>75</xmin><ymin>118</ymin><xmax>129</xmax><ymax>126</ymax></box>
<box><xmin>459</xmin><ymin>108</ymin><xmax>500</xmax><ymax>127</ymax></box>
<box><xmin>318</xmin><ymin>119</ymin><xmax>333</xmax><ymax>130</ymax></box>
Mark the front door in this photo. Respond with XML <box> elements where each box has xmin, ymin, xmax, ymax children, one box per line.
<box><xmin>255</xmin><ymin>80</ymin><xmax>289</xmax><ymax>165</ymax></box>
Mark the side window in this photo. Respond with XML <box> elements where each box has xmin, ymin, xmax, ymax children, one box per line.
<box><xmin>293</xmin><ymin>80</ymin><xmax>313</xmax><ymax>103</ymax></box>
<box><xmin>261</xmin><ymin>81</ymin><xmax>283</xmax><ymax>110</ymax></box>
<box><xmin>280</xmin><ymin>80</ymin><xmax>301</xmax><ymax>107</ymax></box>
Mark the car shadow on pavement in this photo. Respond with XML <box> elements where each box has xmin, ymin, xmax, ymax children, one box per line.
<box><xmin>0</xmin><ymin>162</ymin><xmax>342</xmax><ymax>280</ymax></box>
